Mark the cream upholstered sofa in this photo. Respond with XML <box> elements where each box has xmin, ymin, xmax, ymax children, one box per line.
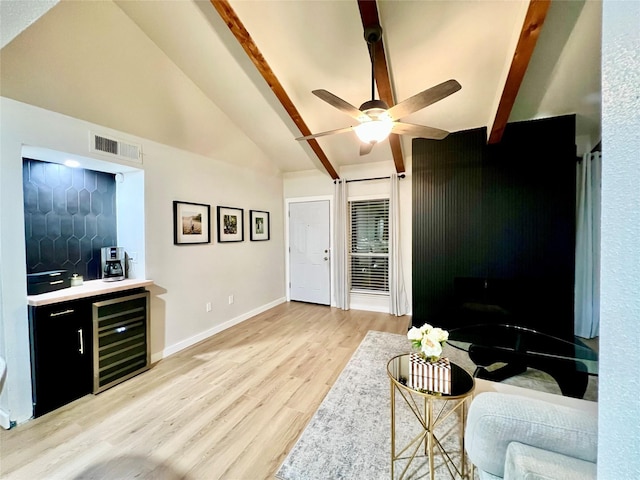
<box><xmin>465</xmin><ymin>392</ymin><xmax>597</xmax><ymax>480</ymax></box>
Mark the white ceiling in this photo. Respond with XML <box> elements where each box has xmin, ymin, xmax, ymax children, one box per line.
<box><xmin>0</xmin><ymin>0</ymin><xmax>601</xmax><ymax>177</ymax></box>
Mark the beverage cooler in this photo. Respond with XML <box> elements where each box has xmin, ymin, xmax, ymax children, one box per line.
<box><xmin>92</xmin><ymin>291</ymin><xmax>150</xmax><ymax>393</ymax></box>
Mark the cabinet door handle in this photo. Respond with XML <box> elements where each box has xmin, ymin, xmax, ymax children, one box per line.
<box><xmin>78</xmin><ymin>328</ymin><xmax>84</xmax><ymax>354</ymax></box>
<box><xmin>50</xmin><ymin>309</ymin><xmax>74</xmax><ymax>317</ymax></box>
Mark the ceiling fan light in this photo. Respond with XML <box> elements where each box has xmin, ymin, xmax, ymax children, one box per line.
<box><xmin>354</xmin><ymin>119</ymin><xmax>393</xmax><ymax>144</ymax></box>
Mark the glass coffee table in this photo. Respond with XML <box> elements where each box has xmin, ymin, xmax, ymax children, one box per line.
<box><xmin>448</xmin><ymin>323</ymin><xmax>598</xmax><ymax>398</ymax></box>
<box><xmin>387</xmin><ymin>354</ymin><xmax>475</xmax><ymax>480</ymax></box>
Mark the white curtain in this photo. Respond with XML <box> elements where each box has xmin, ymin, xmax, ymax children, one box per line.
<box><xmin>334</xmin><ymin>180</ymin><xmax>350</xmax><ymax>310</ymax></box>
<box><xmin>575</xmin><ymin>151</ymin><xmax>601</xmax><ymax>338</ymax></box>
<box><xmin>389</xmin><ymin>174</ymin><xmax>409</xmax><ymax>316</ymax></box>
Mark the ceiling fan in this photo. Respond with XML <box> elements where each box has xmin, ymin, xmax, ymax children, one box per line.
<box><xmin>296</xmin><ymin>25</ymin><xmax>461</xmax><ymax>155</ymax></box>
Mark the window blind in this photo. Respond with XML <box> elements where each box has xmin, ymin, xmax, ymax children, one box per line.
<box><xmin>350</xmin><ymin>199</ymin><xmax>389</xmax><ymax>293</ymax></box>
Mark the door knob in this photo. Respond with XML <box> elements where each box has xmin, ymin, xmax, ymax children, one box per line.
<box><xmin>324</xmin><ymin>257</ymin><xmax>328</xmax><ymax>261</ymax></box>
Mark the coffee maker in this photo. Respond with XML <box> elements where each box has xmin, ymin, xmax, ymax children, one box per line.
<box><xmin>101</xmin><ymin>246</ymin><xmax>125</xmax><ymax>281</ymax></box>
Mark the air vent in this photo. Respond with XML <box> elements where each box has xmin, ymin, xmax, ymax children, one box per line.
<box><xmin>90</xmin><ymin>132</ymin><xmax>142</xmax><ymax>163</ymax></box>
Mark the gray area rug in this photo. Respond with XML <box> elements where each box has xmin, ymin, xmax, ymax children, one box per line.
<box><xmin>276</xmin><ymin>330</ymin><xmax>597</xmax><ymax>480</ymax></box>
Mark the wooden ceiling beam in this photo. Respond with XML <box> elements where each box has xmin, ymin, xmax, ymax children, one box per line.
<box><xmin>357</xmin><ymin>0</ymin><xmax>406</xmax><ymax>174</ymax></box>
<box><xmin>210</xmin><ymin>0</ymin><xmax>340</xmax><ymax>179</ymax></box>
<box><xmin>488</xmin><ymin>0</ymin><xmax>551</xmax><ymax>144</ymax></box>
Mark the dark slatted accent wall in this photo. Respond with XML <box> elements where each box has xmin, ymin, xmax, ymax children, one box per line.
<box><xmin>412</xmin><ymin>115</ymin><xmax>576</xmax><ymax>339</ymax></box>
<box><xmin>412</xmin><ymin>128</ymin><xmax>487</xmax><ymax>326</ymax></box>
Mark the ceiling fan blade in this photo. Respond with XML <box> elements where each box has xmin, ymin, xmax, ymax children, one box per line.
<box><xmin>312</xmin><ymin>89</ymin><xmax>368</xmax><ymax>121</ymax></box>
<box><xmin>296</xmin><ymin>125</ymin><xmax>355</xmax><ymax>141</ymax></box>
<box><xmin>391</xmin><ymin>122</ymin><xmax>450</xmax><ymax>140</ymax></box>
<box><xmin>386</xmin><ymin>79</ymin><xmax>462</xmax><ymax>121</ymax></box>
<box><xmin>359</xmin><ymin>142</ymin><xmax>375</xmax><ymax>156</ymax></box>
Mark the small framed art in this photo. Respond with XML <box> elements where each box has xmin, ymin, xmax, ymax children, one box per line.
<box><xmin>173</xmin><ymin>201</ymin><xmax>211</xmax><ymax>245</ymax></box>
<box><xmin>250</xmin><ymin>210</ymin><xmax>270</xmax><ymax>241</ymax></box>
<box><xmin>217</xmin><ymin>206</ymin><xmax>244</xmax><ymax>242</ymax></box>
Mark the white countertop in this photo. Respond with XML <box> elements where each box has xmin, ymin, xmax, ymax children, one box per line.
<box><xmin>27</xmin><ymin>278</ymin><xmax>154</xmax><ymax>306</ymax></box>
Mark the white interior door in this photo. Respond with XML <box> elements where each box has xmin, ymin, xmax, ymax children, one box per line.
<box><xmin>289</xmin><ymin>200</ymin><xmax>331</xmax><ymax>305</ymax></box>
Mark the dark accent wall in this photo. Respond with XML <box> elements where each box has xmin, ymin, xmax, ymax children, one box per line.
<box><xmin>23</xmin><ymin>159</ymin><xmax>117</xmax><ymax>280</ymax></box>
<box><xmin>412</xmin><ymin>115</ymin><xmax>576</xmax><ymax>338</ymax></box>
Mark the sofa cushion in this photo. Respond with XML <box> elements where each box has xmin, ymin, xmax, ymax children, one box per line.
<box><xmin>478</xmin><ymin>470</ymin><xmax>503</xmax><ymax>480</ymax></box>
<box><xmin>465</xmin><ymin>392</ymin><xmax>597</xmax><ymax>477</ymax></box>
<box><xmin>505</xmin><ymin>442</ymin><xmax>597</xmax><ymax>480</ymax></box>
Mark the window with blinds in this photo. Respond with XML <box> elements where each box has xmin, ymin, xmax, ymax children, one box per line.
<box><xmin>350</xmin><ymin>199</ymin><xmax>389</xmax><ymax>293</ymax></box>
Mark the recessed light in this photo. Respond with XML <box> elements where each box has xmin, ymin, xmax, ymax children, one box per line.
<box><xmin>64</xmin><ymin>160</ymin><xmax>80</xmax><ymax>168</ymax></box>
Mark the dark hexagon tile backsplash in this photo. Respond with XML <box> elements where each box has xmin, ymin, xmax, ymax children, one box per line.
<box><xmin>23</xmin><ymin>159</ymin><xmax>117</xmax><ymax>280</ymax></box>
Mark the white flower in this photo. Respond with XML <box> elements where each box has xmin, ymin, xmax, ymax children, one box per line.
<box><xmin>407</xmin><ymin>322</ymin><xmax>449</xmax><ymax>361</ymax></box>
<box><xmin>407</xmin><ymin>327</ymin><xmax>423</xmax><ymax>341</ymax></box>
<box><xmin>420</xmin><ymin>335</ymin><xmax>443</xmax><ymax>358</ymax></box>
<box><xmin>419</xmin><ymin>323</ymin><xmax>433</xmax><ymax>334</ymax></box>
<box><xmin>431</xmin><ymin>327</ymin><xmax>449</xmax><ymax>343</ymax></box>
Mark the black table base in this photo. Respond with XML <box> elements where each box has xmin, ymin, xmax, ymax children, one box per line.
<box><xmin>468</xmin><ymin>344</ymin><xmax>590</xmax><ymax>399</ymax></box>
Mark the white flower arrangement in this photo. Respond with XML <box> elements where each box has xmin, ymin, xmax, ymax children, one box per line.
<box><xmin>407</xmin><ymin>323</ymin><xmax>449</xmax><ymax>362</ymax></box>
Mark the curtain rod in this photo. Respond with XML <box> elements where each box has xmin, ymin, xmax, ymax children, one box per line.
<box><xmin>334</xmin><ymin>174</ymin><xmax>405</xmax><ymax>184</ymax></box>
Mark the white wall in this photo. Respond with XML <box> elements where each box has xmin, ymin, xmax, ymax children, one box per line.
<box><xmin>117</xmin><ymin>170</ymin><xmax>146</xmax><ymax>280</ymax></box>
<box><xmin>283</xmin><ymin>160</ymin><xmax>413</xmax><ymax>315</ymax></box>
<box><xmin>599</xmin><ymin>1</ymin><xmax>640</xmax><ymax>477</ymax></box>
<box><xmin>0</xmin><ymin>98</ymin><xmax>286</xmax><ymax>426</ymax></box>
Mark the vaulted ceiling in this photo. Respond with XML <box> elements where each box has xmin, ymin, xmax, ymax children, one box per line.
<box><xmin>0</xmin><ymin>0</ymin><xmax>601</xmax><ymax>179</ymax></box>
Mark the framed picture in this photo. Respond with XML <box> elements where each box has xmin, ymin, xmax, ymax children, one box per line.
<box><xmin>173</xmin><ymin>201</ymin><xmax>211</xmax><ymax>245</ymax></box>
<box><xmin>217</xmin><ymin>206</ymin><xmax>244</xmax><ymax>242</ymax></box>
<box><xmin>250</xmin><ymin>210</ymin><xmax>270</xmax><ymax>241</ymax></box>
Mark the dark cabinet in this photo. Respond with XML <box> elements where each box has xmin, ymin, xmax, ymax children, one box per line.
<box><xmin>28</xmin><ymin>300</ymin><xmax>93</xmax><ymax>417</ymax></box>
<box><xmin>28</xmin><ymin>288</ymin><xmax>151</xmax><ymax>417</ymax></box>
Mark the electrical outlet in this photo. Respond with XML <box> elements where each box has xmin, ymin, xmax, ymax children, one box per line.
<box><xmin>228</xmin><ymin>295</ymin><xmax>234</xmax><ymax>305</ymax></box>
<box><xmin>206</xmin><ymin>302</ymin><xmax>212</xmax><ymax>312</ymax></box>
<box><xmin>129</xmin><ymin>252</ymin><xmax>138</xmax><ymax>263</ymax></box>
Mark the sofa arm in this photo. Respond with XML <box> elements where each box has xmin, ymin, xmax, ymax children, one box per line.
<box><xmin>505</xmin><ymin>442</ymin><xmax>597</xmax><ymax>480</ymax></box>
<box><xmin>465</xmin><ymin>392</ymin><xmax>597</xmax><ymax>478</ymax></box>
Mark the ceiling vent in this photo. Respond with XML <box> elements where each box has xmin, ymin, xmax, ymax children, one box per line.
<box><xmin>90</xmin><ymin>132</ymin><xmax>142</xmax><ymax>163</ymax></box>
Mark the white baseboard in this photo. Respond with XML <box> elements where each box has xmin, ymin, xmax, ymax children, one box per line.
<box><xmin>346</xmin><ymin>302</ymin><xmax>413</xmax><ymax>316</ymax></box>
<box><xmin>350</xmin><ymin>292</ymin><xmax>389</xmax><ymax>313</ymax></box>
<box><xmin>0</xmin><ymin>408</ymin><xmax>11</xmax><ymax>430</ymax></box>
<box><xmin>151</xmin><ymin>297</ymin><xmax>287</xmax><ymax>363</ymax></box>
<box><xmin>349</xmin><ymin>303</ymin><xmax>389</xmax><ymax>313</ymax></box>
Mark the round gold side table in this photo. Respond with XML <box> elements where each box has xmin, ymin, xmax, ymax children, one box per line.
<box><xmin>387</xmin><ymin>354</ymin><xmax>475</xmax><ymax>480</ymax></box>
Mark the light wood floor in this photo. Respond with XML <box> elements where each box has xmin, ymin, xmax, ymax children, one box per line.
<box><xmin>0</xmin><ymin>302</ymin><xmax>410</xmax><ymax>480</ymax></box>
